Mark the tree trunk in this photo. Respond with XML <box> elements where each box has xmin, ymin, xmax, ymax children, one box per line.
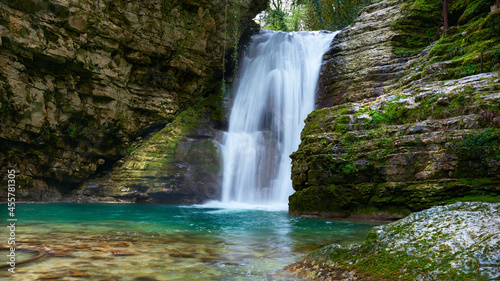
<box><xmin>443</xmin><ymin>0</ymin><xmax>448</xmax><ymax>31</ymax></box>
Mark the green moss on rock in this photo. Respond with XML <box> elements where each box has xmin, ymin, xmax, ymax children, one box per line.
<box><xmin>295</xmin><ymin>202</ymin><xmax>500</xmax><ymax>280</ymax></box>
<box><xmin>74</xmin><ymin>95</ymin><xmax>224</xmax><ymax>203</ymax></box>
<box><xmin>292</xmin><ymin>58</ymin><xmax>499</xmax><ymax>218</ymax></box>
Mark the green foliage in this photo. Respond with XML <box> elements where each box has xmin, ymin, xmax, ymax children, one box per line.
<box><xmin>260</xmin><ymin>0</ymin><xmax>373</xmax><ymax>31</ymax></box>
<box><xmin>446</xmin><ymin>194</ymin><xmax>500</xmax><ymax>203</ymax></box>
<box><xmin>261</xmin><ymin>1</ymin><xmax>309</xmax><ymax>31</ymax></box>
<box><xmin>359</xmin><ymin>88</ymin><xmax>500</xmax><ymax>127</ymax></box>
<box><xmin>222</xmin><ymin>0</ymin><xmax>241</xmax><ymax>85</ymax></box>
<box><xmin>68</xmin><ymin>124</ymin><xmax>77</xmax><ymax>139</ymax></box>
<box><xmin>455</xmin><ymin>127</ymin><xmax>500</xmax><ymax>149</ymax></box>
<box><xmin>391</xmin><ymin>0</ymin><xmax>500</xmax><ymax>68</ymax></box>
<box><xmin>394</xmin><ymin>48</ymin><xmax>416</xmax><ymax>57</ymax></box>
<box><xmin>302</xmin><ymin>0</ymin><xmax>373</xmax><ymax>31</ymax></box>
<box><xmin>412</xmin><ymin>0</ymin><xmax>500</xmax><ymax>78</ymax></box>
<box><xmin>286</xmin><ymin>4</ymin><xmax>309</xmax><ymax>30</ymax></box>
<box><xmin>391</xmin><ymin>0</ymin><xmax>442</xmax><ymax>56</ymax></box>
<box><xmin>265</xmin><ymin>8</ymin><xmax>289</xmax><ymax>31</ymax></box>
<box><xmin>230</xmin><ymin>1</ymin><xmax>240</xmax><ymax>70</ymax></box>
<box><xmin>127</xmin><ymin>145</ymin><xmax>137</xmax><ymax>155</ymax></box>
<box><xmin>452</xmin><ymin>0</ymin><xmax>492</xmax><ymax>25</ymax></box>
<box><xmin>341</xmin><ymin>163</ymin><xmax>356</xmax><ymax>174</ymax></box>
<box><xmin>161</xmin><ymin>0</ymin><xmax>172</xmax><ymax>14</ymax></box>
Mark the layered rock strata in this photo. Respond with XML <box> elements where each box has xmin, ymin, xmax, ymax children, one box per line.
<box><xmin>315</xmin><ymin>0</ymin><xmax>410</xmax><ymax>108</ymax></box>
<box><xmin>290</xmin><ymin>0</ymin><xmax>500</xmax><ymax>219</ymax></box>
<box><xmin>0</xmin><ymin>0</ymin><xmax>266</xmax><ymax>200</ymax></box>
<box><xmin>75</xmin><ymin>98</ymin><xmax>223</xmax><ymax>203</ymax></box>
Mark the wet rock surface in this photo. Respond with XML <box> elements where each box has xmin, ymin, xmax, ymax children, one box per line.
<box><xmin>287</xmin><ymin>202</ymin><xmax>500</xmax><ymax>280</ymax></box>
<box><xmin>74</xmin><ymin>98</ymin><xmax>223</xmax><ymax>203</ymax></box>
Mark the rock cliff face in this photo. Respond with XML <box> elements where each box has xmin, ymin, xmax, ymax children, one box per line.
<box><xmin>290</xmin><ymin>0</ymin><xmax>500</xmax><ymax>219</ymax></box>
<box><xmin>75</xmin><ymin>97</ymin><xmax>224</xmax><ymax>203</ymax></box>
<box><xmin>0</xmin><ymin>0</ymin><xmax>266</xmax><ymax>201</ymax></box>
<box><xmin>315</xmin><ymin>0</ymin><xmax>410</xmax><ymax>108</ymax></box>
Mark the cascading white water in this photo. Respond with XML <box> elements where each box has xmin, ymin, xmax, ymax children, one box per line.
<box><xmin>220</xmin><ymin>30</ymin><xmax>337</xmax><ymax>208</ymax></box>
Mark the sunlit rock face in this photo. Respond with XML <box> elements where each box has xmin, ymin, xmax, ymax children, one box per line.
<box><xmin>0</xmin><ymin>0</ymin><xmax>266</xmax><ymax>201</ymax></box>
<box><xmin>315</xmin><ymin>0</ymin><xmax>409</xmax><ymax>108</ymax></box>
<box><xmin>290</xmin><ymin>0</ymin><xmax>500</xmax><ymax>219</ymax></box>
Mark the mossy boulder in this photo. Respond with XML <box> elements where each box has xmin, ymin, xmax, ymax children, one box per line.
<box><xmin>286</xmin><ymin>202</ymin><xmax>500</xmax><ymax>280</ymax></box>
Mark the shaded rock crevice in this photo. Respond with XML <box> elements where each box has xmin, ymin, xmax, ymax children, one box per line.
<box><xmin>74</xmin><ymin>97</ymin><xmax>224</xmax><ymax>203</ymax></box>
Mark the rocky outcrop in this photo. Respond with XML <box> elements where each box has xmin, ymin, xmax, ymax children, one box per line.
<box><xmin>315</xmin><ymin>0</ymin><xmax>409</xmax><ymax>108</ymax></box>
<box><xmin>286</xmin><ymin>202</ymin><xmax>500</xmax><ymax>280</ymax></box>
<box><xmin>290</xmin><ymin>0</ymin><xmax>500</xmax><ymax>219</ymax></box>
<box><xmin>0</xmin><ymin>0</ymin><xmax>266</xmax><ymax>200</ymax></box>
<box><xmin>74</xmin><ymin>97</ymin><xmax>224</xmax><ymax>203</ymax></box>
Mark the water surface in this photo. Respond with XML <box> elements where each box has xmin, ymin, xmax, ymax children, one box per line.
<box><xmin>0</xmin><ymin>203</ymin><xmax>380</xmax><ymax>280</ymax></box>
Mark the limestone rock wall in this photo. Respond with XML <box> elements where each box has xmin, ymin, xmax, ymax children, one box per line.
<box><xmin>75</xmin><ymin>97</ymin><xmax>224</xmax><ymax>203</ymax></box>
<box><xmin>290</xmin><ymin>0</ymin><xmax>500</xmax><ymax>219</ymax></box>
<box><xmin>316</xmin><ymin>0</ymin><xmax>409</xmax><ymax>108</ymax></box>
<box><xmin>0</xmin><ymin>0</ymin><xmax>266</xmax><ymax>200</ymax></box>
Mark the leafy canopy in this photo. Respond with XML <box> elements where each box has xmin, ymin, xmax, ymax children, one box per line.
<box><xmin>257</xmin><ymin>0</ymin><xmax>373</xmax><ymax>31</ymax></box>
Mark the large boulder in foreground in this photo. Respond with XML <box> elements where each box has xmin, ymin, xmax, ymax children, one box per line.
<box><xmin>286</xmin><ymin>202</ymin><xmax>500</xmax><ymax>280</ymax></box>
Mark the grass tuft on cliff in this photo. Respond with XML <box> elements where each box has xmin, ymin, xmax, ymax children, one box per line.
<box><xmin>395</xmin><ymin>0</ymin><xmax>500</xmax><ymax>79</ymax></box>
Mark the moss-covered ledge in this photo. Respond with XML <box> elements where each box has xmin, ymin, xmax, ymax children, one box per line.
<box><xmin>286</xmin><ymin>202</ymin><xmax>500</xmax><ymax>280</ymax></box>
<box><xmin>71</xmin><ymin>96</ymin><xmax>225</xmax><ymax>203</ymax></box>
<box><xmin>290</xmin><ymin>73</ymin><xmax>500</xmax><ymax>220</ymax></box>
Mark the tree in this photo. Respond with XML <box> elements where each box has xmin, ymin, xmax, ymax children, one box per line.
<box><xmin>444</xmin><ymin>0</ymin><xmax>448</xmax><ymax>30</ymax></box>
<box><xmin>257</xmin><ymin>0</ymin><xmax>372</xmax><ymax>31</ymax></box>
<box><xmin>302</xmin><ymin>0</ymin><xmax>372</xmax><ymax>31</ymax></box>
<box><xmin>266</xmin><ymin>8</ymin><xmax>289</xmax><ymax>30</ymax></box>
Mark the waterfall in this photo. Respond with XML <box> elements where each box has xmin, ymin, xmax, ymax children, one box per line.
<box><xmin>220</xmin><ymin>30</ymin><xmax>337</xmax><ymax>209</ymax></box>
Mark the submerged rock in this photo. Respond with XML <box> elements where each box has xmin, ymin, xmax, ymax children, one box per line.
<box><xmin>289</xmin><ymin>202</ymin><xmax>500</xmax><ymax>280</ymax></box>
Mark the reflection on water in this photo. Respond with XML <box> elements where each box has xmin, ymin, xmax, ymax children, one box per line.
<box><xmin>0</xmin><ymin>203</ymin><xmax>381</xmax><ymax>280</ymax></box>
